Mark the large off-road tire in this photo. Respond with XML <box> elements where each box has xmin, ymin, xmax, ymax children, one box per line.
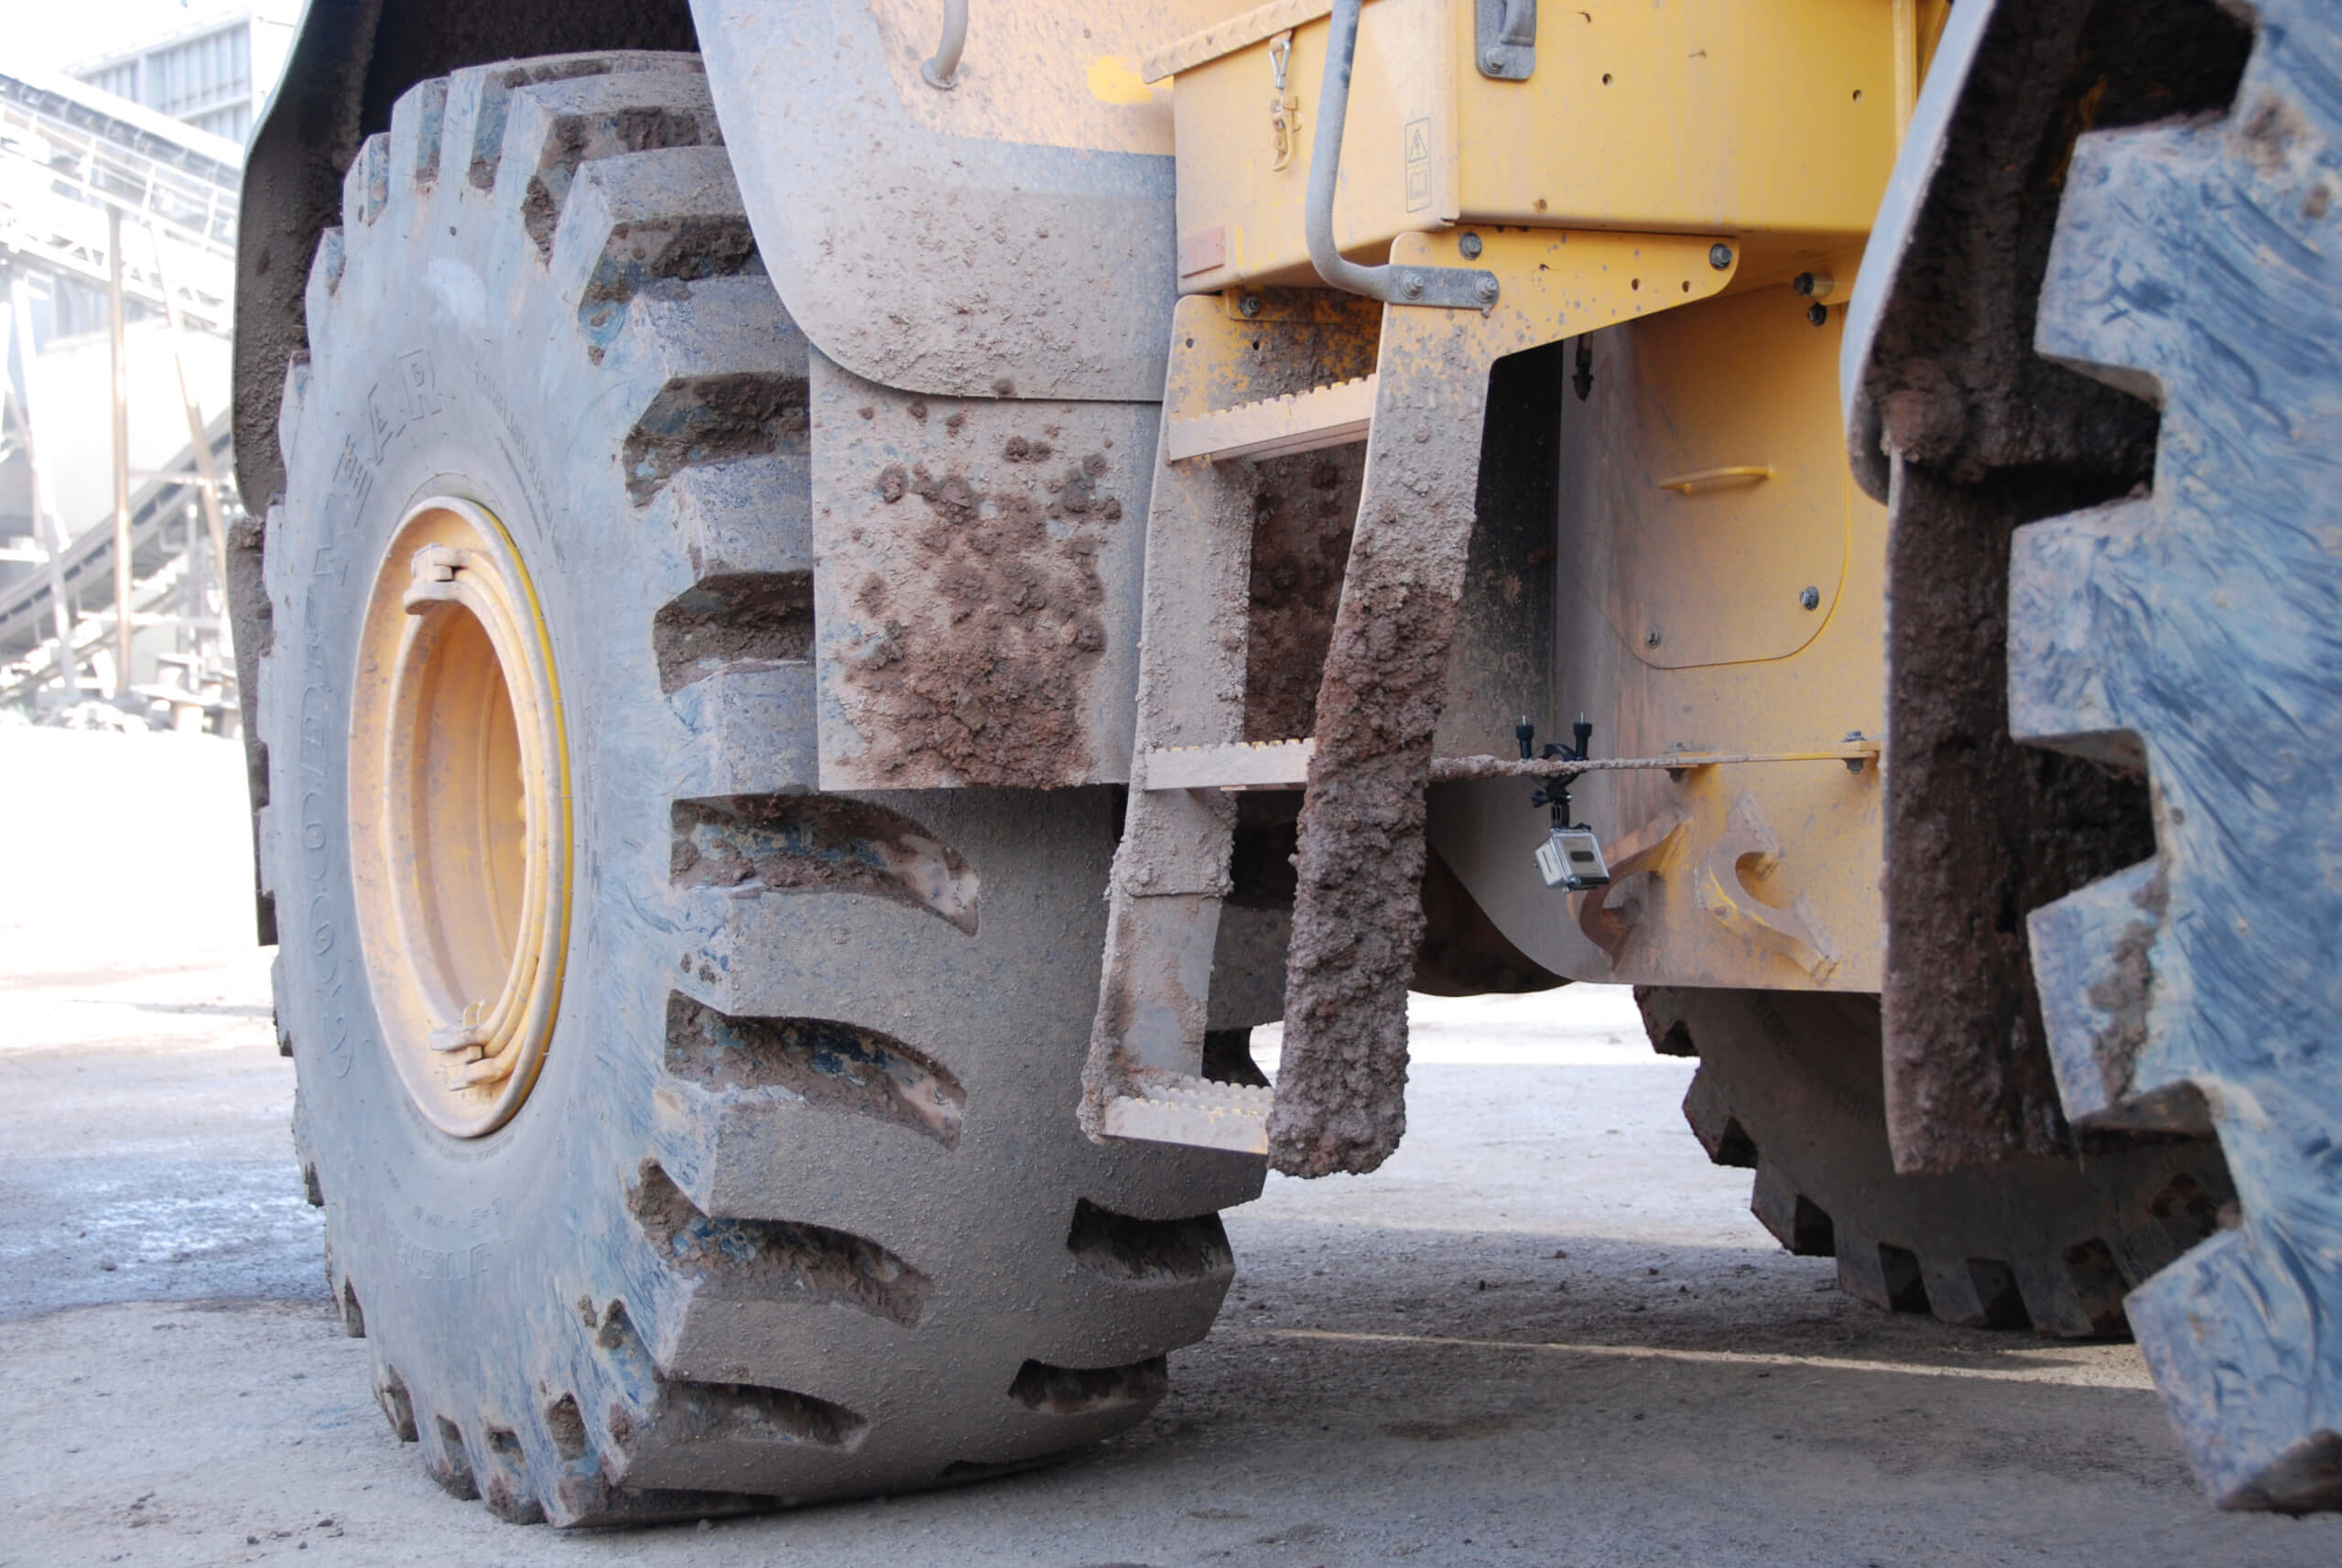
<box><xmin>2015</xmin><ymin>0</ymin><xmax>2342</xmax><ymax>1509</ymax></box>
<box><xmin>1640</xmin><ymin>988</ymin><xmax>2234</xmax><ymax>1337</ymax></box>
<box><xmin>257</xmin><ymin>52</ymin><xmax>1262</xmax><ymax>1526</ymax></box>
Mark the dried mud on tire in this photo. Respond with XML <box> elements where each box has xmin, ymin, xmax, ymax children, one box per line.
<box><xmin>260</xmin><ymin>50</ymin><xmax>1261</xmax><ymax>1526</ymax></box>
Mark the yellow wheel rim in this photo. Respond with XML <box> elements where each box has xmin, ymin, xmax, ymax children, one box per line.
<box><xmin>349</xmin><ymin>496</ymin><xmax>570</xmax><ymax>1137</ymax></box>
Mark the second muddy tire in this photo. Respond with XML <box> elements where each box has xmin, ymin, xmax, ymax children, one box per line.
<box><xmin>1639</xmin><ymin>987</ymin><xmax>2234</xmax><ymax>1337</ymax></box>
<box><xmin>258</xmin><ymin>52</ymin><xmax>1263</xmax><ymax>1525</ymax></box>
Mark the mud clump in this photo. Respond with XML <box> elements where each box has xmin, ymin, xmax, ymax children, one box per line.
<box><xmin>623</xmin><ymin>371</ymin><xmax>808</xmax><ymax>505</ymax></box>
<box><xmin>1270</xmin><ymin>339</ymin><xmax>1489</xmax><ymax>1179</ymax></box>
<box><xmin>668</xmin><ymin>794</ymin><xmax>978</xmax><ymax>933</ymax></box>
<box><xmin>663</xmin><ymin>992</ymin><xmax>966</xmax><ymax>1147</ymax></box>
<box><xmin>840</xmin><ymin>450</ymin><xmax>1122</xmax><ymax>785</ymax></box>
<box><xmin>651</xmin><ymin>571</ymin><xmax>813</xmax><ymax>693</ymax></box>
<box><xmin>628</xmin><ymin>1163</ymin><xmax>931</xmax><ymax>1326</ymax></box>
<box><xmin>1244</xmin><ymin>450</ymin><xmax>1362</xmax><ymax>741</ymax></box>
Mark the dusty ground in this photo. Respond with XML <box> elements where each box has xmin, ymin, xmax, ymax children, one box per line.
<box><xmin>3</xmin><ymin>727</ymin><xmax>2338</xmax><ymax>1567</ymax></box>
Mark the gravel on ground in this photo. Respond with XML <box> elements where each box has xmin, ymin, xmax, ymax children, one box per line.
<box><xmin>4</xmin><ymin>729</ymin><xmax>2337</xmax><ymax>1567</ymax></box>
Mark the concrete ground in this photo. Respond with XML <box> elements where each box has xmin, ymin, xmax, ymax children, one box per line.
<box><xmin>4</xmin><ymin>727</ymin><xmax>2338</xmax><ymax>1567</ymax></box>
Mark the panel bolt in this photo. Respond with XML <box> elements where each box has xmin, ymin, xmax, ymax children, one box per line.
<box><xmin>1403</xmin><ymin>276</ymin><xmax>1425</xmax><ymax>299</ymax></box>
<box><xmin>1458</xmin><ymin>232</ymin><xmax>1483</xmax><ymax>259</ymax></box>
<box><xmin>1708</xmin><ymin>243</ymin><xmax>1734</xmax><ymax>270</ymax></box>
<box><xmin>1486</xmin><ymin>48</ymin><xmax>1507</xmax><ymax>70</ymax></box>
<box><xmin>1645</xmin><ymin>627</ymin><xmax>1663</xmax><ymax>648</ymax></box>
<box><xmin>1800</xmin><ymin>586</ymin><xmax>1821</xmax><ymax>611</ymax></box>
<box><xmin>1476</xmin><ymin>276</ymin><xmax>1500</xmax><ymax>302</ymax></box>
<box><xmin>1238</xmin><ymin>294</ymin><xmax>1262</xmax><ymax>318</ymax></box>
<box><xmin>1807</xmin><ymin>302</ymin><xmax>1829</xmax><ymax>327</ymax></box>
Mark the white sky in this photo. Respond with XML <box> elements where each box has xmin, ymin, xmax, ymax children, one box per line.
<box><xmin>5</xmin><ymin>1</ymin><xmax>301</xmax><ymax>81</ymax></box>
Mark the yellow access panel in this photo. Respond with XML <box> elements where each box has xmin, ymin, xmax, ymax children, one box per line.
<box><xmin>1154</xmin><ymin>0</ymin><xmax>1904</xmax><ymax>294</ymax></box>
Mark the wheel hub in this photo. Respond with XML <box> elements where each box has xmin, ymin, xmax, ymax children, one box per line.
<box><xmin>349</xmin><ymin>496</ymin><xmax>570</xmax><ymax>1137</ymax></box>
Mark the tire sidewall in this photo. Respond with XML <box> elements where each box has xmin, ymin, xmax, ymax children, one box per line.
<box><xmin>271</xmin><ymin>214</ymin><xmax>677</xmax><ymax>1407</ymax></box>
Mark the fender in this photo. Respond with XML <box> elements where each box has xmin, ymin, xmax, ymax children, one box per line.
<box><xmin>233</xmin><ymin>0</ymin><xmax>1198</xmax><ymax>512</ymax></box>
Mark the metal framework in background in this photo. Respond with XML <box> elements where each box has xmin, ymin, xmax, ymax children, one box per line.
<box><xmin>0</xmin><ymin>66</ymin><xmax>242</xmax><ymax>726</ymax></box>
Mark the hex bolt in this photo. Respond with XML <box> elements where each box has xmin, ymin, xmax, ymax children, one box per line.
<box><xmin>1476</xmin><ymin>276</ymin><xmax>1499</xmax><ymax>302</ymax></box>
<box><xmin>1458</xmin><ymin>232</ymin><xmax>1484</xmax><ymax>259</ymax></box>
<box><xmin>1403</xmin><ymin>276</ymin><xmax>1425</xmax><ymax>299</ymax></box>
<box><xmin>1800</xmin><ymin>586</ymin><xmax>1821</xmax><ymax>611</ymax></box>
<box><xmin>1485</xmin><ymin>48</ymin><xmax>1507</xmax><ymax>71</ymax></box>
<box><xmin>1708</xmin><ymin>243</ymin><xmax>1734</xmax><ymax>270</ymax></box>
<box><xmin>1807</xmin><ymin>302</ymin><xmax>1829</xmax><ymax>327</ymax></box>
<box><xmin>1238</xmin><ymin>294</ymin><xmax>1263</xmax><ymax>319</ymax></box>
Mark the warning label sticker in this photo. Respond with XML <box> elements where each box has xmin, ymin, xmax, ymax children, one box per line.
<box><xmin>1403</xmin><ymin>117</ymin><xmax>1431</xmax><ymax>212</ymax></box>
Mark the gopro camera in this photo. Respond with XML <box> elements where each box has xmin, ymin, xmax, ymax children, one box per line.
<box><xmin>1534</xmin><ymin>826</ymin><xmax>1611</xmax><ymax>892</ymax></box>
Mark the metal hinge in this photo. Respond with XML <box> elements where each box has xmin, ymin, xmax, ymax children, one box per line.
<box><xmin>1476</xmin><ymin>0</ymin><xmax>1536</xmax><ymax>81</ymax></box>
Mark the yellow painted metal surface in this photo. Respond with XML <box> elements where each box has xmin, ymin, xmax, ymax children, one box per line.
<box><xmin>1394</xmin><ymin>227</ymin><xmax>1738</xmax><ymax>353</ymax></box>
<box><xmin>1428</xmin><ymin>289</ymin><xmax>1888</xmax><ymax>993</ymax></box>
<box><xmin>1456</xmin><ymin>2</ymin><xmax>1899</xmax><ymax>235</ymax></box>
<box><xmin>1163</xmin><ymin>0</ymin><xmax>1904</xmax><ymax>293</ymax></box>
<box><xmin>346</xmin><ymin>497</ymin><xmax>571</xmax><ymax>1138</ymax></box>
<box><xmin>1573</xmin><ymin>284</ymin><xmax>1867</xmax><ymax>670</ymax></box>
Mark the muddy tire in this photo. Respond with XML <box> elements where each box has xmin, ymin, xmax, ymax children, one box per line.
<box><xmin>257</xmin><ymin>52</ymin><xmax>1262</xmax><ymax>1526</ymax></box>
<box><xmin>1640</xmin><ymin>988</ymin><xmax>2233</xmax><ymax>1338</ymax></box>
<box><xmin>2013</xmin><ymin>0</ymin><xmax>2342</xmax><ymax>1510</ymax></box>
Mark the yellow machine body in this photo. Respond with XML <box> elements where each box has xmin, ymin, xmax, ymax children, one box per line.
<box><xmin>1157</xmin><ymin>0</ymin><xmax>1922</xmax><ymax>295</ymax></box>
<box><xmin>1142</xmin><ymin>0</ymin><xmax>1948</xmax><ymax>994</ymax></box>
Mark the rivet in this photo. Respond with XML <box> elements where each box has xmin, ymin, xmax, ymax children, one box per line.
<box><xmin>1800</xmin><ymin>586</ymin><xmax>1821</xmax><ymax>611</ymax></box>
<box><xmin>1458</xmin><ymin>232</ymin><xmax>1483</xmax><ymax>259</ymax></box>
<box><xmin>1708</xmin><ymin>243</ymin><xmax>1734</xmax><ymax>270</ymax></box>
<box><xmin>1238</xmin><ymin>294</ymin><xmax>1263</xmax><ymax>319</ymax></box>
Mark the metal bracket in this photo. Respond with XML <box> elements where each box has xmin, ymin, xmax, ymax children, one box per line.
<box><xmin>1475</xmin><ymin>0</ymin><xmax>1537</xmax><ymax>81</ymax></box>
<box><xmin>1307</xmin><ymin>0</ymin><xmax>1500</xmax><ymax>308</ymax></box>
<box><xmin>921</xmin><ymin>0</ymin><xmax>968</xmax><ymax>89</ymax></box>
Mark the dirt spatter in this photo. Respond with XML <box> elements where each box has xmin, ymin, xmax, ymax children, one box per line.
<box><xmin>629</xmin><ymin>1163</ymin><xmax>930</xmax><ymax>1326</ymax></box>
<box><xmin>650</xmin><ymin>571</ymin><xmax>812</xmax><ymax>693</ymax></box>
<box><xmin>1269</xmin><ymin>319</ymin><xmax>1491</xmax><ymax>1179</ymax></box>
<box><xmin>876</xmin><ymin>465</ymin><xmax>908</xmax><ymax>503</ymax></box>
<box><xmin>1244</xmin><ymin>450</ymin><xmax>1362</xmax><ymax>741</ymax></box>
<box><xmin>837</xmin><ymin>457</ymin><xmax>1122</xmax><ymax>785</ymax></box>
<box><xmin>573</xmin><ymin>213</ymin><xmax>759</xmax><ymax>362</ymax></box>
<box><xmin>663</xmin><ymin>992</ymin><xmax>965</xmax><ymax>1147</ymax></box>
<box><xmin>623</xmin><ymin>371</ymin><xmax>808</xmax><ymax>505</ymax></box>
<box><xmin>2083</xmin><ymin>862</ymin><xmax>2168</xmax><ymax>1103</ymax></box>
<box><xmin>1856</xmin><ymin>0</ymin><xmax>2247</xmax><ymax>1172</ymax></box>
<box><xmin>521</xmin><ymin>101</ymin><xmax>714</xmax><ymax>256</ymax></box>
<box><xmin>1064</xmin><ymin>1200</ymin><xmax>1233</xmax><ymax>1281</ymax></box>
<box><xmin>668</xmin><ymin>794</ymin><xmax>979</xmax><ymax>933</ymax></box>
<box><xmin>1006</xmin><ymin>1357</ymin><xmax>1167</xmax><ymax>1414</ymax></box>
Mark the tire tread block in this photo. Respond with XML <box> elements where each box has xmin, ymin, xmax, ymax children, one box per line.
<box><xmin>2018</xmin><ymin>0</ymin><xmax>2342</xmax><ymax>1507</ymax></box>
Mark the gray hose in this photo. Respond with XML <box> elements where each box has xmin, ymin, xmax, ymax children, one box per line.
<box><xmin>1305</xmin><ymin>0</ymin><xmax>1499</xmax><ymax>308</ymax></box>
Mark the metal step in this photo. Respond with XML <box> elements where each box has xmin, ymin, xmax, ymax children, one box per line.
<box><xmin>1143</xmin><ymin>739</ymin><xmax>1313</xmax><ymax>790</ymax></box>
<box><xmin>1165</xmin><ymin>374</ymin><xmax>1377</xmax><ymax>464</ymax></box>
<box><xmin>1101</xmin><ymin>1075</ymin><xmax>1273</xmax><ymax>1155</ymax></box>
